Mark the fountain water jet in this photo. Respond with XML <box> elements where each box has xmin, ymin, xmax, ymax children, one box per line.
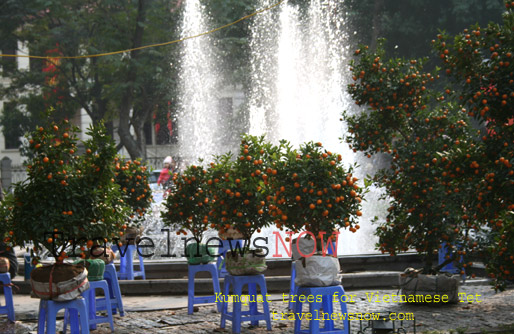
<box><xmin>247</xmin><ymin>0</ymin><xmax>379</xmax><ymax>255</ymax></box>
<box><xmin>142</xmin><ymin>0</ymin><xmax>383</xmax><ymax>259</ymax></box>
<box><xmin>177</xmin><ymin>0</ymin><xmax>225</xmax><ymax>164</ymax></box>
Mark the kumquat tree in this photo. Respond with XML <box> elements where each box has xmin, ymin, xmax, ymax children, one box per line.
<box><xmin>206</xmin><ymin>135</ymin><xmax>283</xmax><ymax>249</ymax></box>
<box><xmin>114</xmin><ymin>158</ymin><xmax>153</xmax><ymax>226</ymax></box>
<box><xmin>2</xmin><ymin>116</ymin><xmax>129</xmax><ymax>264</ymax></box>
<box><xmin>343</xmin><ymin>1</ymin><xmax>514</xmax><ymax>290</ymax></box>
<box><xmin>269</xmin><ymin>141</ymin><xmax>365</xmax><ymax>251</ymax></box>
<box><xmin>162</xmin><ymin>164</ymin><xmax>211</xmax><ymax>243</ymax></box>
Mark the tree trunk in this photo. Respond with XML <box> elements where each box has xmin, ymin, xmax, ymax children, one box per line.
<box><xmin>117</xmin><ymin>0</ymin><xmax>147</xmax><ymax>160</ymax></box>
<box><xmin>370</xmin><ymin>0</ymin><xmax>384</xmax><ymax>52</ymax></box>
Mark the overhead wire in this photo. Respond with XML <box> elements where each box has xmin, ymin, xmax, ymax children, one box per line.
<box><xmin>0</xmin><ymin>0</ymin><xmax>284</xmax><ymax>60</ymax></box>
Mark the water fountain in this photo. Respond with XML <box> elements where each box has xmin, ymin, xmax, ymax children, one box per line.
<box><xmin>142</xmin><ymin>0</ymin><xmax>383</xmax><ymax>260</ymax></box>
<box><xmin>177</xmin><ymin>0</ymin><xmax>225</xmax><ymax>164</ymax></box>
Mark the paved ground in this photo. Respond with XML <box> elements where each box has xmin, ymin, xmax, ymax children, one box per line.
<box><xmin>1</xmin><ymin>283</ymin><xmax>513</xmax><ymax>334</ymax></box>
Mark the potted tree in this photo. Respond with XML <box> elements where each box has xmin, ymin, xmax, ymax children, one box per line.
<box><xmin>206</xmin><ymin>135</ymin><xmax>281</xmax><ymax>275</ymax></box>
<box><xmin>270</xmin><ymin>141</ymin><xmax>365</xmax><ymax>286</ymax></box>
<box><xmin>161</xmin><ymin>164</ymin><xmax>214</xmax><ymax>264</ymax></box>
<box><xmin>114</xmin><ymin>158</ymin><xmax>152</xmax><ymax>247</ymax></box>
<box><xmin>2</xmin><ymin>117</ymin><xmax>129</xmax><ymax>300</ymax></box>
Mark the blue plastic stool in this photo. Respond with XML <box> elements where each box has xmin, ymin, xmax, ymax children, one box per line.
<box><xmin>439</xmin><ymin>242</ymin><xmax>465</xmax><ymax>281</ymax></box>
<box><xmin>188</xmin><ymin>263</ymin><xmax>222</xmax><ymax>314</ymax></box>
<box><xmin>113</xmin><ymin>244</ymin><xmax>146</xmax><ymax>280</ymax></box>
<box><xmin>0</xmin><ymin>273</ymin><xmax>15</xmax><ymax>322</ymax></box>
<box><xmin>288</xmin><ymin>261</ymin><xmax>298</xmax><ymax>311</ymax></box>
<box><xmin>65</xmin><ymin>280</ymin><xmax>114</xmax><ymax>332</ymax></box>
<box><xmin>216</xmin><ymin>240</ymin><xmax>243</xmax><ymax>278</ymax></box>
<box><xmin>37</xmin><ymin>298</ymin><xmax>89</xmax><ymax>334</ymax></box>
<box><xmin>294</xmin><ymin>285</ymin><xmax>349</xmax><ymax>334</ymax></box>
<box><xmin>102</xmin><ymin>263</ymin><xmax>124</xmax><ymax>316</ymax></box>
<box><xmin>220</xmin><ymin>274</ymin><xmax>272</xmax><ymax>334</ymax></box>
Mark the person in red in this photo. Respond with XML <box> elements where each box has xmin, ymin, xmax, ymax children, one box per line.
<box><xmin>157</xmin><ymin>156</ymin><xmax>174</xmax><ymax>188</ymax></box>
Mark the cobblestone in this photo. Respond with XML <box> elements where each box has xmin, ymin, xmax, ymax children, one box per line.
<box><xmin>0</xmin><ymin>284</ymin><xmax>512</xmax><ymax>333</ymax></box>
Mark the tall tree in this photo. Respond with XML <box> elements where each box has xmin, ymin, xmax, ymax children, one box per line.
<box><xmin>0</xmin><ymin>0</ymin><xmax>180</xmax><ymax>159</ymax></box>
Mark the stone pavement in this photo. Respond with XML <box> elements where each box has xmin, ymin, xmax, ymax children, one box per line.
<box><xmin>0</xmin><ymin>283</ymin><xmax>513</xmax><ymax>334</ymax></box>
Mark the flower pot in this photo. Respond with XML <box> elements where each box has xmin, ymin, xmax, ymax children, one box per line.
<box><xmin>218</xmin><ymin>227</ymin><xmax>244</xmax><ymax>240</ymax></box>
<box><xmin>186</xmin><ymin>243</ymin><xmax>215</xmax><ymax>265</ymax></box>
<box><xmin>295</xmin><ymin>254</ymin><xmax>340</xmax><ymax>287</ymax></box>
<box><xmin>399</xmin><ymin>269</ymin><xmax>460</xmax><ymax>303</ymax></box>
<box><xmin>225</xmin><ymin>249</ymin><xmax>267</xmax><ymax>275</ymax></box>
<box><xmin>30</xmin><ymin>263</ymin><xmax>90</xmax><ymax>301</ymax></box>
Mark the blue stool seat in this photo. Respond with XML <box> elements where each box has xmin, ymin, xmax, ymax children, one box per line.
<box><xmin>188</xmin><ymin>263</ymin><xmax>222</xmax><ymax>314</ymax></box>
<box><xmin>294</xmin><ymin>285</ymin><xmax>349</xmax><ymax>334</ymax></box>
<box><xmin>289</xmin><ymin>261</ymin><xmax>298</xmax><ymax>311</ymax></box>
<box><xmin>220</xmin><ymin>274</ymin><xmax>271</xmax><ymax>334</ymax></box>
<box><xmin>216</xmin><ymin>240</ymin><xmax>243</xmax><ymax>278</ymax></box>
<box><xmin>112</xmin><ymin>244</ymin><xmax>146</xmax><ymax>280</ymax></box>
<box><xmin>102</xmin><ymin>263</ymin><xmax>124</xmax><ymax>316</ymax></box>
<box><xmin>38</xmin><ymin>298</ymin><xmax>89</xmax><ymax>334</ymax></box>
<box><xmin>0</xmin><ymin>273</ymin><xmax>15</xmax><ymax>322</ymax></box>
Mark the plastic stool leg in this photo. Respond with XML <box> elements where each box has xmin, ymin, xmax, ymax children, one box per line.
<box><xmin>37</xmin><ymin>300</ymin><xmax>46</xmax><ymax>334</ymax></box>
<box><xmin>75</xmin><ymin>298</ymin><xmax>90</xmax><ymax>334</ymax></box>
<box><xmin>45</xmin><ymin>302</ymin><xmax>58</xmax><ymax>334</ymax></box>
<box><xmin>4</xmin><ymin>284</ymin><xmax>15</xmax><ymax>322</ymax></box>
<box><xmin>309</xmin><ymin>300</ymin><xmax>321</xmax><ymax>334</ymax></box>
<box><xmin>68</xmin><ymin>308</ymin><xmax>80</xmax><ymax>334</ymax></box>
<box><xmin>232</xmin><ymin>280</ymin><xmax>243</xmax><ymax>334</ymax></box>
<box><xmin>322</xmin><ymin>295</ymin><xmax>334</xmax><ymax>331</ymax></box>
<box><xmin>257</xmin><ymin>278</ymin><xmax>272</xmax><ymax>331</ymax></box>
<box><xmin>294</xmin><ymin>295</ymin><xmax>302</xmax><ymax>334</ymax></box>
<box><xmin>211</xmin><ymin>267</ymin><xmax>222</xmax><ymax>312</ymax></box>
<box><xmin>248</xmin><ymin>283</ymin><xmax>258</xmax><ymax>326</ymax></box>
<box><xmin>338</xmin><ymin>287</ymin><xmax>350</xmax><ymax>334</ymax></box>
<box><xmin>137</xmin><ymin>252</ymin><xmax>146</xmax><ymax>279</ymax></box>
<box><xmin>288</xmin><ymin>261</ymin><xmax>297</xmax><ymax>311</ymax></box>
<box><xmin>220</xmin><ymin>277</ymin><xmax>230</xmax><ymax>329</ymax></box>
<box><xmin>187</xmin><ymin>266</ymin><xmax>195</xmax><ymax>315</ymax></box>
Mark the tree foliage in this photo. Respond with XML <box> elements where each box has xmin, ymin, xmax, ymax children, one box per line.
<box><xmin>343</xmin><ymin>2</ymin><xmax>514</xmax><ymax>290</ymax></box>
<box><xmin>2</xmin><ymin>115</ymin><xmax>129</xmax><ymax>263</ymax></box>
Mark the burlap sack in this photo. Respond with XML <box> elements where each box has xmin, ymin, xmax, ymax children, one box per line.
<box><xmin>292</xmin><ymin>237</ymin><xmax>317</xmax><ymax>261</ymax></box>
<box><xmin>30</xmin><ymin>264</ymin><xmax>90</xmax><ymax>301</ymax></box>
<box><xmin>399</xmin><ymin>269</ymin><xmax>460</xmax><ymax>303</ymax></box>
<box><xmin>226</xmin><ymin>250</ymin><xmax>267</xmax><ymax>275</ymax></box>
<box><xmin>295</xmin><ymin>255</ymin><xmax>340</xmax><ymax>287</ymax></box>
<box><xmin>0</xmin><ymin>257</ymin><xmax>9</xmax><ymax>273</ymax></box>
